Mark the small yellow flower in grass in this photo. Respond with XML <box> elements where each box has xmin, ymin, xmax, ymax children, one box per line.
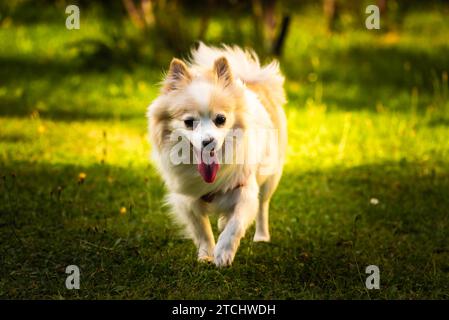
<box><xmin>120</xmin><ymin>207</ymin><xmax>127</xmax><ymax>215</ymax></box>
<box><xmin>382</xmin><ymin>32</ymin><xmax>400</xmax><ymax>45</ymax></box>
<box><xmin>78</xmin><ymin>172</ymin><xmax>87</xmax><ymax>184</ymax></box>
<box><xmin>370</xmin><ymin>198</ymin><xmax>379</xmax><ymax>205</ymax></box>
<box><xmin>37</xmin><ymin>125</ymin><xmax>46</xmax><ymax>134</ymax></box>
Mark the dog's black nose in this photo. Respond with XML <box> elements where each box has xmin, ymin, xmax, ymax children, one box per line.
<box><xmin>202</xmin><ymin>138</ymin><xmax>215</xmax><ymax>148</ymax></box>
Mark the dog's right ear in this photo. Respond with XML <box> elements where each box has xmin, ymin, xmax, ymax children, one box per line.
<box><xmin>163</xmin><ymin>58</ymin><xmax>192</xmax><ymax>93</ymax></box>
<box><xmin>148</xmin><ymin>98</ymin><xmax>170</xmax><ymax>150</ymax></box>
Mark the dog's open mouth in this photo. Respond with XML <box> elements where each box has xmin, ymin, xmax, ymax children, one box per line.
<box><xmin>195</xmin><ymin>148</ymin><xmax>220</xmax><ymax>184</ymax></box>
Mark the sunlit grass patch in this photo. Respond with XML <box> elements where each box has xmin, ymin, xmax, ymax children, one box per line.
<box><xmin>0</xmin><ymin>117</ymin><xmax>149</xmax><ymax>168</ymax></box>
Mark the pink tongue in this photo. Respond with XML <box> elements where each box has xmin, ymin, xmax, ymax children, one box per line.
<box><xmin>197</xmin><ymin>152</ymin><xmax>220</xmax><ymax>183</ymax></box>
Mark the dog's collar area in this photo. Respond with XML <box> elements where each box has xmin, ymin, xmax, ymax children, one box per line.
<box><xmin>200</xmin><ymin>183</ymin><xmax>245</xmax><ymax>203</ymax></box>
<box><xmin>200</xmin><ymin>192</ymin><xmax>216</xmax><ymax>203</ymax></box>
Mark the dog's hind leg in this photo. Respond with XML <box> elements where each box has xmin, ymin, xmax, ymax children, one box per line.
<box><xmin>254</xmin><ymin>172</ymin><xmax>282</xmax><ymax>242</ymax></box>
<box><xmin>254</xmin><ymin>200</ymin><xmax>270</xmax><ymax>242</ymax></box>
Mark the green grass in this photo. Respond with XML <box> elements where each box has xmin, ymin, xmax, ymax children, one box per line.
<box><xmin>1</xmin><ymin>4</ymin><xmax>449</xmax><ymax>299</ymax></box>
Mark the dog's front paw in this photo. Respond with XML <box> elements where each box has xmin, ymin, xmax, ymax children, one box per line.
<box><xmin>213</xmin><ymin>243</ymin><xmax>236</xmax><ymax>267</ymax></box>
<box><xmin>198</xmin><ymin>244</ymin><xmax>214</xmax><ymax>263</ymax></box>
<box><xmin>198</xmin><ymin>255</ymin><xmax>213</xmax><ymax>263</ymax></box>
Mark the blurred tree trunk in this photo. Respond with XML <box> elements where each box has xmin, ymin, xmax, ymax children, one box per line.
<box><xmin>378</xmin><ymin>0</ymin><xmax>387</xmax><ymax>15</ymax></box>
<box><xmin>122</xmin><ymin>0</ymin><xmax>146</xmax><ymax>29</ymax></box>
<box><xmin>141</xmin><ymin>0</ymin><xmax>155</xmax><ymax>26</ymax></box>
<box><xmin>252</xmin><ymin>0</ymin><xmax>290</xmax><ymax>58</ymax></box>
<box><xmin>323</xmin><ymin>0</ymin><xmax>339</xmax><ymax>31</ymax></box>
<box><xmin>272</xmin><ymin>16</ymin><xmax>290</xmax><ymax>57</ymax></box>
<box><xmin>377</xmin><ymin>0</ymin><xmax>388</xmax><ymax>30</ymax></box>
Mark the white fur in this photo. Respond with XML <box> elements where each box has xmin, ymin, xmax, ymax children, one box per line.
<box><xmin>190</xmin><ymin>42</ymin><xmax>284</xmax><ymax>88</ymax></box>
<box><xmin>148</xmin><ymin>44</ymin><xmax>287</xmax><ymax>267</ymax></box>
<box><xmin>186</xmin><ymin>81</ymin><xmax>213</xmax><ymax>114</ymax></box>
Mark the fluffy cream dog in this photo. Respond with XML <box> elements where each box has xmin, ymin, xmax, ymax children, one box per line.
<box><xmin>147</xmin><ymin>43</ymin><xmax>287</xmax><ymax>267</ymax></box>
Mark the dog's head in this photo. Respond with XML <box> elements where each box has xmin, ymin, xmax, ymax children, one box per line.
<box><xmin>148</xmin><ymin>57</ymin><xmax>246</xmax><ymax>184</ymax></box>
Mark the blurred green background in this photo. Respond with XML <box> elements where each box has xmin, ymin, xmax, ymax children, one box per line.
<box><xmin>0</xmin><ymin>0</ymin><xmax>448</xmax><ymax>299</ymax></box>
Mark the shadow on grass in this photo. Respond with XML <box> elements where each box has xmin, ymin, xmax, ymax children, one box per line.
<box><xmin>426</xmin><ymin>116</ymin><xmax>449</xmax><ymax>128</ymax></box>
<box><xmin>285</xmin><ymin>44</ymin><xmax>449</xmax><ymax>112</ymax></box>
<box><xmin>0</xmin><ymin>56</ymin><xmax>158</xmax><ymax>121</ymax></box>
<box><xmin>321</xmin><ymin>45</ymin><xmax>449</xmax><ymax>90</ymax></box>
<box><xmin>1</xmin><ymin>159</ymin><xmax>448</xmax><ymax>298</ymax></box>
<box><xmin>0</xmin><ymin>96</ymin><xmax>144</xmax><ymax>122</ymax></box>
<box><xmin>0</xmin><ymin>132</ymin><xmax>31</xmax><ymax>143</ymax></box>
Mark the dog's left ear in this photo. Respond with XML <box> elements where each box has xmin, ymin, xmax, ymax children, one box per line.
<box><xmin>214</xmin><ymin>57</ymin><xmax>233</xmax><ymax>87</ymax></box>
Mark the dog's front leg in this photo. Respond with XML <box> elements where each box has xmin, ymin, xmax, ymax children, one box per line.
<box><xmin>169</xmin><ymin>194</ymin><xmax>215</xmax><ymax>262</ymax></box>
<box><xmin>191</xmin><ymin>202</ymin><xmax>216</xmax><ymax>263</ymax></box>
<box><xmin>214</xmin><ymin>178</ymin><xmax>259</xmax><ymax>267</ymax></box>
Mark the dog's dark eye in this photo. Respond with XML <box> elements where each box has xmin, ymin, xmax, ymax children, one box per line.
<box><xmin>184</xmin><ymin>118</ymin><xmax>194</xmax><ymax>129</ymax></box>
<box><xmin>214</xmin><ymin>114</ymin><xmax>226</xmax><ymax>126</ymax></box>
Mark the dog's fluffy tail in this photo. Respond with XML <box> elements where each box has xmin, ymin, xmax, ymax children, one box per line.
<box><xmin>190</xmin><ymin>42</ymin><xmax>285</xmax><ymax>97</ymax></box>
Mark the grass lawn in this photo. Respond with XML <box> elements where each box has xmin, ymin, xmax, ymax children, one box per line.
<box><xmin>1</xmin><ymin>4</ymin><xmax>449</xmax><ymax>299</ymax></box>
